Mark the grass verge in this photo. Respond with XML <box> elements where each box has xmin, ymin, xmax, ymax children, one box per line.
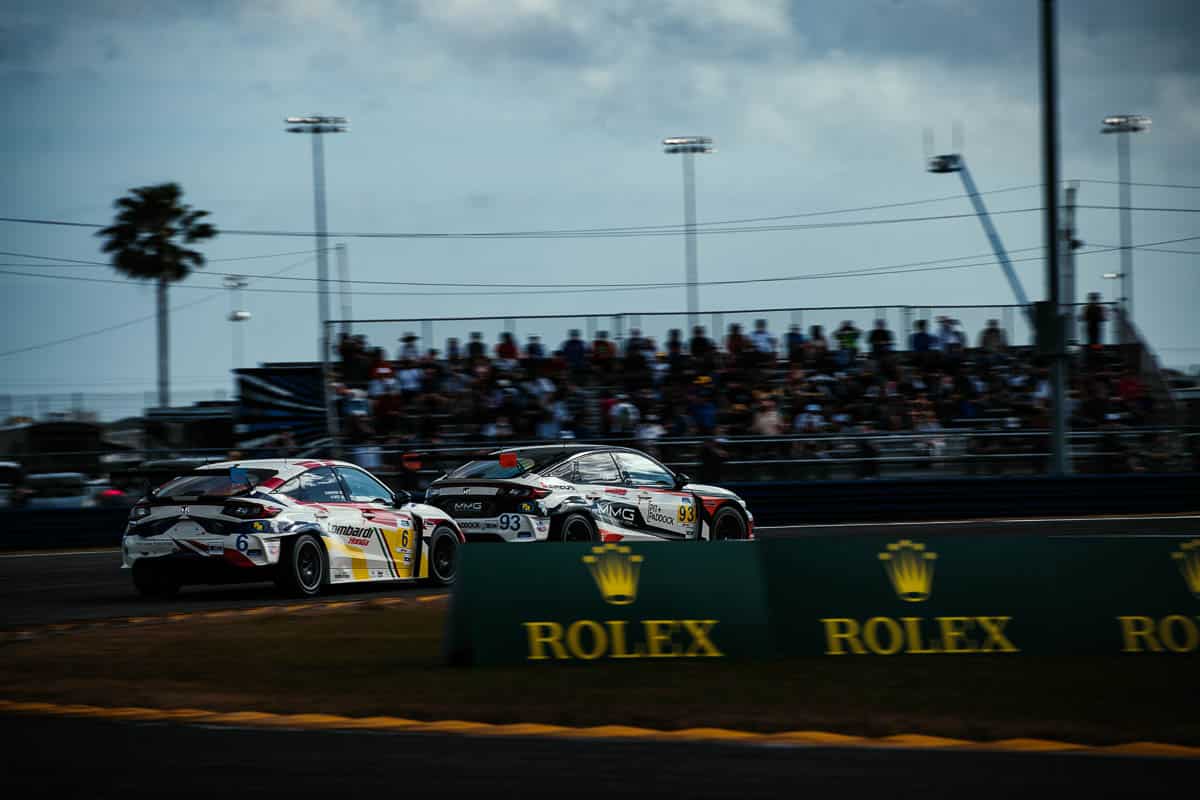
<box><xmin>2</xmin><ymin>603</ymin><xmax>1194</xmax><ymax>745</ymax></box>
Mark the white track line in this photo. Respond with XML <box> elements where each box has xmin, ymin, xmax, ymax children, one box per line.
<box><xmin>0</xmin><ymin>548</ymin><xmax>121</xmax><ymax>559</ymax></box>
<box><xmin>755</xmin><ymin>513</ymin><xmax>1200</xmax><ymax>530</ymax></box>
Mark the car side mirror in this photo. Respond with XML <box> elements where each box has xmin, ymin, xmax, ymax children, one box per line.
<box><xmin>393</xmin><ymin>490</ymin><xmax>412</xmax><ymax>507</ymax></box>
<box><xmin>674</xmin><ymin>472</ymin><xmax>691</xmax><ymax>488</ymax></box>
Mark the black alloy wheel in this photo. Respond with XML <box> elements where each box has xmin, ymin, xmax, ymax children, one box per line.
<box><xmin>428</xmin><ymin>526</ymin><xmax>459</xmax><ymax>585</ymax></box>
<box><xmin>710</xmin><ymin>506</ymin><xmax>748</xmax><ymax>541</ymax></box>
<box><xmin>277</xmin><ymin>533</ymin><xmax>326</xmax><ymax>597</ymax></box>
<box><xmin>559</xmin><ymin>512</ymin><xmax>598</xmax><ymax>543</ymax></box>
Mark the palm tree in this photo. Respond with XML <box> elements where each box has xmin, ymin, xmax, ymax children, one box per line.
<box><xmin>97</xmin><ymin>183</ymin><xmax>217</xmax><ymax>408</ymax></box>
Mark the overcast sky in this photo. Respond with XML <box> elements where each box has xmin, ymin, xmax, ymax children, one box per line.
<box><xmin>2</xmin><ymin>0</ymin><xmax>1198</xmax><ymax>411</ymax></box>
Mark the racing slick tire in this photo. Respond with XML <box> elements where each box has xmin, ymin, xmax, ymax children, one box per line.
<box><xmin>709</xmin><ymin>506</ymin><xmax>748</xmax><ymax>541</ymax></box>
<box><xmin>425</xmin><ymin>525</ymin><xmax>460</xmax><ymax>586</ymax></box>
<box><xmin>131</xmin><ymin>561</ymin><xmax>180</xmax><ymax>599</ymax></box>
<box><xmin>275</xmin><ymin>533</ymin><xmax>327</xmax><ymax>597</ymax></box>
<box><xmin>555</xmin><ymin>512</ymin><xmax>599</xmax><ymax>544</ymax></box>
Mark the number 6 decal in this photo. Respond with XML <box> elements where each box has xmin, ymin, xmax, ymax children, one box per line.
<box><xmin>236</xmin><ymin>534</ymin><xmax>249</xmax><ymax>552</ymax></box>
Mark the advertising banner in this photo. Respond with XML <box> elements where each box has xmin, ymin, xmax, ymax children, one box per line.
<box><xmin>445</xmin><ymin>536</ymin><xmax>1200</xmax><ymax>664</ymax></box>
<box><xmin>760</xmin><ymin>535</ymin><xmax>1200</xmax><ymax>657</ymax></box>
<box><xmin>445</xmin><ymin>542</ymin><xmax>774</xmax><ymax>665</ymax></box>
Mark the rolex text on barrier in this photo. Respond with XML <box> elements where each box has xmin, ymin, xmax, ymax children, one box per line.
<box><xmin>760</xmin><ymin>535</ymin><xmax>1200</xmax><ymax>657</ymax></box>
<box><xmin>444</xmin><ymin>542</ymin><xmax>773</xmax><ymax>665</ymax></box>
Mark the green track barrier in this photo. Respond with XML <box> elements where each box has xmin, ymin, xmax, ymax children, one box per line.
<box><xmin>446</xmin><ymin>536</ymin><xmax>1200</xmax><ymax>665</ymax></box>
<box><xmin>445</xmin><ymin>542</ymin><xmax>773</xmax><ymax>665</ymax></box>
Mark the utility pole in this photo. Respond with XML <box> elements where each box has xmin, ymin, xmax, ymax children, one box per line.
<box><xmin>1040</xmin><ymin>0</ymin><xmax>1070</xmax><ymax>475</ymax></box>
<box><xmin>336</xmin><ymin>243</ymin><xmax>352</xmax><ymax>336</ymax></box>
<box><xmin>1062</xmin><ymin>182</ymin><xmax>1079</xmax><ymax>344</ymax></box>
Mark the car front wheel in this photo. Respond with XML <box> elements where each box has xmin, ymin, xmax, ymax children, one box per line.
<box><xmin>426</xmin><ymin>526</ymin><xmax>460</xmax><ymax>585</ymax></box>
<box><xmin>709</xmin><ymin>506</ymin><xmax>748</xmax><ymax>541</ymax></box>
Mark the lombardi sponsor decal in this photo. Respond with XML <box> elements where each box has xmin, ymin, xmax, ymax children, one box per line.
<box><xmin>331</xmin><ymin>524</ymin><xmax>379</xmax><ymax>547</ymax></box>
<box><xmin>523</xmin><ymin>544</ymin><xmax>722</xmax><ymax>661</ymax></box>
<box><xmin>821</xmin><ymin>539</ymin><xmax>1018</xmax><ymax>656</ymax></box>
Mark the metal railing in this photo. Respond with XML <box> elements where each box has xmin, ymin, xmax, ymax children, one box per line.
<box><xmin>0</xmin><ymin>429</ymin><xmax>1194</xmax><ymax>506</ymax></box>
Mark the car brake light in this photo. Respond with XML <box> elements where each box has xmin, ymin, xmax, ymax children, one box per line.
<box><xmin>222</xmin><ymin>501</ymin><xmax>282</xmax><ymax>519</ymax></box>
<box><xmin>100</xmin><ymin>488</ymin><xmax>123</xmax><ymax>498</ymax></box>
<box><xmin>504</xmin><ymin>487</ymin><xmax>549</xmax><ymax>499</ymax></box>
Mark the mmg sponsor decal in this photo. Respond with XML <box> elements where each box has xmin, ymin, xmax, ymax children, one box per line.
<box><xmin>523</xmin><ymin>544</ymin><xmax>723</xmax><ymax>661</ymax></box>
<box><xmin>821</xmin><ymin>539</ymin><xmax>1018</xmax><ymax>656</ymax></box>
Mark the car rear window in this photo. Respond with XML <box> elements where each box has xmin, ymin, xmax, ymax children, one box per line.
<box><xmin>155</xmin><ymin>468</ymin><xmax>278</xmax><ymax>501</ymax></box>
<box><xmin>447</xmin><ymin>452</ymin><xmax>566</xmax><ymax>480</ymax></box>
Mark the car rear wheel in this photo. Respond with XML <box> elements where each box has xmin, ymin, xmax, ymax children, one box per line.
<box><xmin>426</xmin><ymin>526</ymin><xmax>459</xmax><ymax>586</ymax></box>
<box><xmin>131</xmin><ymin>561</ymin><xmax>180</xmax><ymax>599</ymax></box>
<box><xmin>276</xmin><ymin>533</ymin><xmax>326</xmax><ymax>597</ymax></box>
<box><xmin>557</xmin><ymin>512</ymin><xmax>598</xmax><ymax>543</ymax></box>
<box><xmin>710</xmin><ymin>506</ymin><xmax>748</xmax><ymax>541</ymax></box>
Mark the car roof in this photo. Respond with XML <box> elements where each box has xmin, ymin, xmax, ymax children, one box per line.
<box><xmin>192</xmin><ymin>458</ymin><xmax>365</xmax><ymax>483</ymax></box>
<box><xmin>490</xmin><ymin>444</ymin><xmax>645</xmax><ymax>458</ymax></box>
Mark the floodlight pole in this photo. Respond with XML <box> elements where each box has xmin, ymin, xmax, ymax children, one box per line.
<box><xmin>286</xmin><ymin>115</ymin><xmax>347</xmax><ymax>359</ymax></box>
<box><xmin>663</xmin><ymin>136</ymin><xmax>713</xmax><ymax>331</ymax></box>
<box><xmin>1101</xmin><ymin>113</ymin><xmax>1150</xmax><ymax>338</ymax></box>
<box><xmin>1040</xmin><ymin>0</ymin><xmax>1069</xmax><ymax>476</ymax></box>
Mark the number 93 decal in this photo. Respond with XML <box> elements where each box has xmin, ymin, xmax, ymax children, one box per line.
<box><xmin>497</xmin><ymin>514</ymin><xmax>523</xmax><ymax>531</ymax></box>
<box><xmin>676</xmin><ymin>504</ymin><xmax>696</xmax><ymax>524</ymax></box>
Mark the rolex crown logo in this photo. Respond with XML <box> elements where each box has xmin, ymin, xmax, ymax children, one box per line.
<box><xmin>1172</xmin><ymin>539</ymin><xmax>1200</xmax><ymax>599</ymax></box>
<box><xmin>879</xmin><ymin>539</ymin><xmax>937</xmax><ymax>602</ymax></box>
<box><xmin>582</xmin><ymin>544</ymin><xmax>644</xmax><ymax>606</ymax></box>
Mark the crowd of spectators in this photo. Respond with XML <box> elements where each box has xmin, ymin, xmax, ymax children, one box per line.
<box><xmin>328</xmin><ymin>294</ymin><xmax>1166</xmax><ymax>477</ymax></box>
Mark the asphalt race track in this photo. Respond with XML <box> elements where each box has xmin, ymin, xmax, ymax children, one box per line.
<box><xmin>2</xmin><ymin>514</ymin><xmax>1198</xmax><ymax>628</ymax></box>
<box><xmin>0</xmin><ymin>548</ymin><xmax>446</xmax><ymax>628</ymax></box>
<box><xmin>1</xmin><ymin>713</ymin><xmax>1189</xmax><ymax>799</ymax></box>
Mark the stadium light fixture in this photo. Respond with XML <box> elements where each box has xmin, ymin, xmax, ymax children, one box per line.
<box><xmin>663</xmin><ymin>136</ymin><xmax>714</xmax><ymax>330</ymax></box>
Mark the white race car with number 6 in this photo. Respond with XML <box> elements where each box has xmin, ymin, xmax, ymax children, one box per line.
<box><xmin>121</xmin><ymin>459</ymin><xmax>464</xmax><ymax>597</ymax></box>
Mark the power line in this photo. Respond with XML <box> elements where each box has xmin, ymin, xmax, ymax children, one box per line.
<box><xmin>0</xmin><ymin>241</ymin><xmax>1158</xmax><ymax>298</ymax></box>
<box><xmin>0</xmin><ymin>255</ymin><xmax>316</xmax><ymax>359</ymax></box>
<box><xmin>0</xmin><ymin>247</ymin><xmax>331</xmax><ymax>266</ymax></box>
<box><xmin>4</xmin><ymin>204</ymin><xmax>1198</xmax><ymax>240</ymax></box>
<box><xmin>0</xmin><ymin>185</ymin><xmax>1044</xmax><ymax>240</ymax></box>
<box><xmin>1076</xmin><ymin>179</ymin><xmax>1200</xmax><ymax>191</ymax></box>
<box><xmin>0</xmin><ymin>208</ymin><xmax>1047</xmax><ymax>238</ymax></box>
<box><xmin>6</xmin><ymin>234</ymin><xmax>1200</xmax><ymax>294</ymax></box>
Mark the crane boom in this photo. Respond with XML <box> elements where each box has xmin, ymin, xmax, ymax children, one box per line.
<box><xmin>928</xmin><ymin>153</ymin><xmax>1032</xmax><ymax>316</ymax></box>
